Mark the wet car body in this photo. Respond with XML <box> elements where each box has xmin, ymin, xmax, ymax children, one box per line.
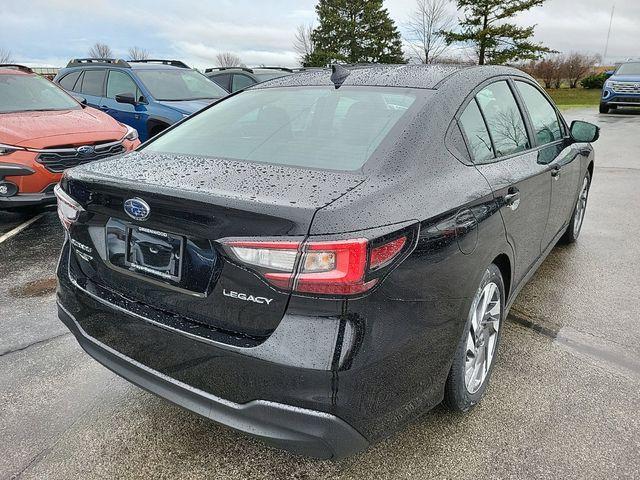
<box><xmin>55</xmin><ymin>65</ymin><xmax>596</xmax><ymax>458</ymax></box>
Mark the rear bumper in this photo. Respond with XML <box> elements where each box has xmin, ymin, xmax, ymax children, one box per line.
<box><xmin>58</xmin><ymin>302</ymin><xmax>369</xmax><ymax>459</ymax></box>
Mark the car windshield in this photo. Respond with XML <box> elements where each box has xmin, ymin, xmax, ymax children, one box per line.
<box><xmin>615</xmin><ymin>63</ymin><xmax>640</xmax><ymax>75</ymax></box>
<box><xmin>144</xmin><ymin>86</ymin><xmax>419</xmax><ymax>171</ymax></box>
<box><xmin>136</xmin><ymin>69</ymin><xmax>226</xmax><ymax>101</ymax></box>
<box><xmin>0</xmin><ymin>74</ymin><xmax>80</xmax><ymax>113</ymax></box>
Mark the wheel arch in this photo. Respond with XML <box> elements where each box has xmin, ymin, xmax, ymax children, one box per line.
<box><xmin>491</xmin><ymin>253</ymin><xmax>512</xmax><ymax>301</ymax></box>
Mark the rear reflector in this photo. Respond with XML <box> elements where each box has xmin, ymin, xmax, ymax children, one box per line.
<box><xmin>224</xmin><ymin>233</ymin><xmax>410</xmax><ymax>297</ymax></box>
<box><xmin>370</xmin><ymin>236</ymin><xmax>406</xmax><ymax>270</ymax></box>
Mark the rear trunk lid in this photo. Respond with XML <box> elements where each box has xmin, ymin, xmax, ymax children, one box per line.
<box><xmin>63</xmin><ymin>151</ymin><xmax>364</xmax><ymax>339</ymax></box>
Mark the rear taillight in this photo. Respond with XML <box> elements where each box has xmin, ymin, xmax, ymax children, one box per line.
<box><xmin>223</xmin><ymin>231</ymin><xmax>414</xmax><ymax>296</ymax></box>
<box><xmin>54</xmin><ymin>184</ymin><xmax>84</xmax><ymax>230</ymax></box>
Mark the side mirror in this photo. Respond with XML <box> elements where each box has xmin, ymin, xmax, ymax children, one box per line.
<box><xmin>605</xmin><ymin>70</ymin><xmax>615</xmax><ymax>78</ymax></box>
<box><xmin>115</xmin><ymin>92</ymin><xmax>138</xmax><ymax>105</ymax></box>
<box><xmin>570</xmin><ymin>120</ymin><xmax>600</xmax><ymax>143</ymax></box>
<box><xmin>73</xmin><ymin>94</ymin><xmax>87</xmax><ymax>105</ymax></box>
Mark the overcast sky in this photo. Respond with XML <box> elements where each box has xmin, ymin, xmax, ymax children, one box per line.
<box><xmin>1</xmin><ymin>0</ymin><xmax>636</xmax><ymax>68</ymax></box>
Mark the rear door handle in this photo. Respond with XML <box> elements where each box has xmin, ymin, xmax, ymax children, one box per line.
<box><xmin>504</xmin><ymin>188</ymin><xmax>520</xmax><ymax>210</ymax></box>
<box><xmin>99</xmin><ymin>105</ymin><xmax>110</xmax><ymax>111</ymax></box>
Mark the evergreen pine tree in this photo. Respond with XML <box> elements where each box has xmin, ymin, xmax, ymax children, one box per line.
<box><xmin>304</xmin><ymin>0</ymin><xmax>406</xmax><ymax>67</ymax></box>
<box><xmin>442</xmin><ymin>0</ymin><xmax>555</xmax><ymax>65</ymax></box>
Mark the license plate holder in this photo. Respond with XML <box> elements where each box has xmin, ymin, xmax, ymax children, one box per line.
<box><xmin>124</xmin><ymin>225</ymin><xmax>183</xmax><ymax>282</ymax></box>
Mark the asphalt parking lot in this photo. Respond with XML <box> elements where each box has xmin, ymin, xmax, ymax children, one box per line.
<box><xmin>1</xmin><ymin>107</ymin><xmax>639</xmax><ymax>479</ymax></box>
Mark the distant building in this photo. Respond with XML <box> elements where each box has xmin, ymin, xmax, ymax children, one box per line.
<box><xmin>30</xmin><ymin>67</ymin><xmax>59</xmax><ymax>80</ymax></box>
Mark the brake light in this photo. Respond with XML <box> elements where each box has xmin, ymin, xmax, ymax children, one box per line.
<box><xmin>54</xmin><ymin>184</ymin><xmax>84</xmax><ymax>230</ymax></box>
<box><xmin>223</xmin><ymin>234</ymin><xmax>409</xmax><ymax>296</ymax></box>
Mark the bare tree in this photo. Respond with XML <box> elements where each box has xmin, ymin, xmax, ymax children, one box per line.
<box><xmin>0</xmin><ymin>48</ymin><xmax>12</xmax><ymax>63</ymax></box>
<box><xmin>128</xmin><ymin>46</ymin><xmax>149</xmax><ymax>61</ymax></box>
<box><xmin>564</xmin><ymin>52</ymin><xmax>599</xmax><ymax>88</ymax></box>
<box><xmin>531</xmin><ymin>58</ymin><xmax>558</xmax><ymax>88</ymax></box>
<box><xmin>216</xmin><ymin>52</ymin><xmax>242</xmax><ymax>67</ymax></box>
<box><xmin>293</xmin><ymin>24</ymin><xmax>315</xmax><ymax>65</ymax></box>
<box><xmin>404</xmin><ymin>0</ymin><xmax>453</xmax><ymax>64</ymax></box>
<box><xmin>88</xmin><ymin>42</ymin><xmax>113</xmax><ymax>59</ymax></box>
<box><xmin>552</xmin><ymin>56</ymin><xmax>567</xmax><ymax>88</ymax></box>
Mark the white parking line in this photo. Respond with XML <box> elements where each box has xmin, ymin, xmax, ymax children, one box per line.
<box><xmin>0</xmin><ymin>213</ymin><xmax>46</xmax><ymax>245</ymax></box>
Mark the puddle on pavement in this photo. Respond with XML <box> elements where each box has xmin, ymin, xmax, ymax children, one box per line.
<box><xmin>9</xmin><ymin>277</ymin><xmax>57</xmax><ymax>298</ymax></box>
<box><xmin>508</xmin><ymin>310</ymin><xmax>640</xmax><ymax>380</ymax></box>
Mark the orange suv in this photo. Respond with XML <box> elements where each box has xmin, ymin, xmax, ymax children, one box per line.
<box><xmin>0</xmin><ymin>64</ymin><xmax>140</xmax><ymax>209</ymax></box>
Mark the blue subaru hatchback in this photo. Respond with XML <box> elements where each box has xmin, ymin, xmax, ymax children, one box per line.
<box><xmin>54</xmin><ymin>59</ymin><xmax>227</xmax><ymax>142</ymax></box>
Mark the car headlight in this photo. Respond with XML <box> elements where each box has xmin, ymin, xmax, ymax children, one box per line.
<box><xmin>123</xmin><ymin>125</ymin><xmax>139</xmax><ymax>142</ymax></box>
<box><xmin>604</xmin><ymin>80</ymin><xmax>612</xmax><ymax>89</ymax></box>
<box><xmin>0</xmin><ymin>143</ymin><xmax>25</xmax><ymax>156</ymax></box>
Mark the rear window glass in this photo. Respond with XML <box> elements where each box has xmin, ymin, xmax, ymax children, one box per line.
<box><xmin>59</xmin><ymin>71</ymin><xmax>81</xmax><ymax>91</ymax></box>
<box><xmin>80</xmin><ymin>69</ymin><xmax>106</xmax><ymax>96</ymax></box>
<box><xmin>145</xmin><ymin>87</ymin><xmax>418</xmax><ymax>171</ymax></box>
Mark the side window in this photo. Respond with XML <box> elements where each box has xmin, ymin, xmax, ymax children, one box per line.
<box><xmin>459</xmin><ymin>99</ymin><xmax>495</xmax><ymax>163</ymax></box>
<box><xmin>59</xmin><ymin>71</ymin><xmax>81</xmax><ymax>91</ymax></box>
<box><xmin>80</xmin><ymin>69</ymin><xmax>106</xmax><ymax>97</ymax></box>
<box><xmin>106</xmin><ymin>70</ymin><xmax>140</xmax><ymax>100</ymax></box>
<box><xmin>210</xmin><ymin>73</ymin><xmax>231</xmax><ymax>91</ymax></box>
<box><xmin>476</xmin><ymin>81</ymin><xmax>530</xmax><ymax>157</ymax></box>
<box><xmin>515</xmin><ymin>80</ymin><xmax>563</xmax><ymax>146</ymax></box>
<box><xmin>231</xmin><ymin>74</ymin><xmax>255</xmax><ymax>92</ymax></box>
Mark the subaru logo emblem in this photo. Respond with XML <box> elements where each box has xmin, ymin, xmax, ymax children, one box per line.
<box><xmin>77</xmin><ymin>145</ymin><xmax>95</xmax><ymax>156</ymax></box>
<box><xmin>124</xmin><ymin>198</ymin><xmax>150</xmax><ymax>221</ymax></box>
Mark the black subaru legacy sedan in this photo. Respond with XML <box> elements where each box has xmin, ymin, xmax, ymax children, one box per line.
<box><xmin>55</xmin><ymin>65</ymin><xmax>599</xmax><ymax>459</ymax></box>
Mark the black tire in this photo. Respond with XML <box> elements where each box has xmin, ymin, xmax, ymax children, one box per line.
<box><xmin>599</xmin><ymin>103</ymin><xmax>609</xmax><ymax>114</ymax></box>
<box><xmin>444</xmin><ymin>264</ymin><xmax>505</xmax><ymax>412</ymax></box>
<box><xmin>561</xmin><ymin>170</ymin><xmax>591</xmax><ymax>244</ymax></box>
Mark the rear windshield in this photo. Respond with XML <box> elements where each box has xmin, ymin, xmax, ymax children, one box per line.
<box><xmin>144</xmin><ymin>87</ymin><xmax>418</xmax><ymax>171</ymax></box>
<box><xmin>136</xmin><ymin>69</ymin><xmax>226</xmax><ymax>101</ymax></box>
<box><xmin>616</xmin><ymin>63</ymin><xmax>640</xmax><ymax>75</ymax></box>
<box><xmin>253</xmin><ymin>71</ymin><xmax>292</xmax><ymax>82</ymax></box>
<box><xmin>0</xmin><ymin>74</ymin><xmax>80</xmax><ymax>113</ymax></box>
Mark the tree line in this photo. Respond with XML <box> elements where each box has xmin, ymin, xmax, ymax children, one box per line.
<box><xmin>521</xmin><ymin>53</ymin><xmax>603</xmax><ymax>89</ymax></box>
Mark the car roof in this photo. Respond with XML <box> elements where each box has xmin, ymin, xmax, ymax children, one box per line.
<box><xmin>62</xmin><ymin>59</ymin><xmax>192</xmax><ymax>72</ymax></box>
<box><xmin>253</xmin><ymin>64</ymin><xmax>529</xmax><ymax>90</ymax></box>
<box><xmin>0</xmin><ymin>64</ymin><xmax>34</xmax><ymax>75</ymax></box>
<box><xmin>0</xmin><ymin>69</ymin><xmax>32</xmax><ymax>75</ymax></box>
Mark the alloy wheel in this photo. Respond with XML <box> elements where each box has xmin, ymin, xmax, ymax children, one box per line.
<box><xmin>464</xmin><ymin>281</ymin><xmax>501</xmax><ymax>394</ymax></box>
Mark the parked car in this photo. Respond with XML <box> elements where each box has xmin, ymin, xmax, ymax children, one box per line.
<box><xmin>0</xmin><ymin>64</ymin><xmax>139</xmax><ymax>209</ymax></box>
<box><xmin>54</xmin><ymin>59</ymin><xmax>227</xmax><ymax>142</ymax></box>
<box><xmin>600</xmin><ymin>61</ymin><xmax>640</xmax><ymax>113</ymax></box>
<box><xmin>205</xmin><ymin>66</ymin><xmax>303</xmax><ymax>93</ymax></box>
<box><xmin>55</xmin><ymin>64</ymin><xmax>598</xmax><ymax>459</ymax></box>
